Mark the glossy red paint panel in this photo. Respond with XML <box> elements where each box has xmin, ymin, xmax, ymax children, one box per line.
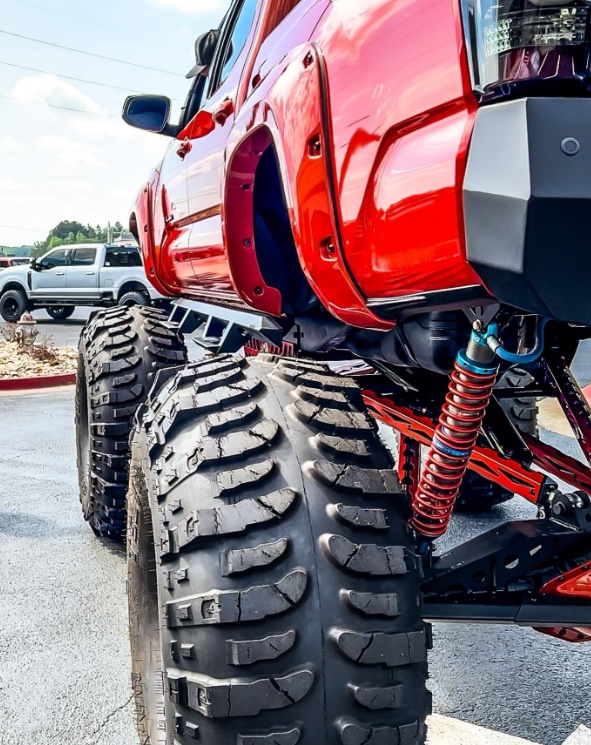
<box><xmin>355</xmin><ymin>110</ymin><xmax>478</xmax><ymax>297</ymax></box>
<box><xmin>541</xmin><ymin>564</ymin><xmax>591</xmax><ymax>599</ymax></box>
<box><xmin>314</xmin><ymin>0</ymin><xmax>482</xmax><ymax>299</ymax></box>
<box><xmin>136</xmin><ymin>0</ymin><xmax>484</xmax><ymax>322</ymax></box>
<box><xmin>226</xmin><ymin>39</ymin><xmax>392</xmax><ymax>327</ymax></box>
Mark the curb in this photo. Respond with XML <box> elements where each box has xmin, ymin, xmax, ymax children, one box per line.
<box><xmin>0</xmin><ymin>372</ymin><xmax>76</xmax><ymax>391</ymax></box>
<box><xmin>427</xmin><ymin>715</ymin><xmax>541</xmax><ymax>745</ymax></box>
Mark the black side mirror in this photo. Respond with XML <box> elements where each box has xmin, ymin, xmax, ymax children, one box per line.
<box><xmin>122</xmin><ymin>95</ymin><xmax>178</xmax><ymax>137</ymax></box>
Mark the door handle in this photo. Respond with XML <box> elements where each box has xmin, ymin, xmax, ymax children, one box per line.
<box><xmin>56</xmin><ymin>271</ymin><xmax>65</xmax><ymax>276</ymax></box>
<box><xmin>86</xmin><ymin>272</ymin><xmax>95</xmax><ymax>275</ymax></box>
<box><xmin>176</xmin><ymin>139</ymin><xmax>192</xmax><ymax>159</ymax></box>
<box><xmin>212</xmin><ymin>98</ymin><xmax>235</xmax><ymax>126</ymax></box>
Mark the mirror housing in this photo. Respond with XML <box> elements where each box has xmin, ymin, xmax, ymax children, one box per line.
<box><xmin>122</xmin><ymin>95</ymin><xmax>179</xmax><ymax>137</ymax></box>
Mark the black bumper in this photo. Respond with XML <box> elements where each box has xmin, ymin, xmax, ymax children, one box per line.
<box><xmin>464</xmin><ymin>97</ymin><xmax>591</xmax><ymax>325</ymax></box>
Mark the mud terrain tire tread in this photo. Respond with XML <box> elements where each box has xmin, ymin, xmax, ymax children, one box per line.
<box><xmin>0</xmin><ymin>288</ymin><xmax>30</xmax><ymax>322</ymax></box>
<box><xmin>118</xmin><ymin>290</ymin><xmax>150</xmax><ymax>307</ymax></box>
<box><xmin>76</xmin><ymin>305</ymin><xmax>187</xmax><ymax>539</ymax></box>
<box><xmin>128</xmin><ymin>354</ymin><xmax>431</xmax><ymax>745</ymax></box>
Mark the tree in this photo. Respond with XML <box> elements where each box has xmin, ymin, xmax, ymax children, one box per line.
<box><xmin>52</xmin><ymin>220</ymin><xmax>86</xmax><ymax>240</ymax></box>
<box><xmin>47</xmin><ymin>235</ymin><xmax>64</xmax><ymax>250</ymax></box>
<box><xmin>27</xmin><ymin>219</ymin><xmax>124</xmax><ymax>257</ymax></box>
<box><xmin>32</xmin><ymin>241</ymin><xmax>46</xmax><ymax>258</ymax></box>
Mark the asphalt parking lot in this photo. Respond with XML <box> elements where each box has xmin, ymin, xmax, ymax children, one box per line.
<box><xmin>2</xmin><ymin>389</ymin><xmax>590</xmax><ymax>745</ymax></box>
<box><xmin>32</xmin><ymin>308</ymin><xmax>92</xmax><ymax>349</ymax></box>
<box><xmin>1</xmin><ymin>322</ymin><xmax>590</xmax><ymax>745</ymax></box>
<box><xmin>0</xmin><ymin>390</ymin><xmax>137</xmax><ymax>745</ymax></box>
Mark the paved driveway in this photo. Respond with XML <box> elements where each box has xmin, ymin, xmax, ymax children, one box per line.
<box><xmin>0</xmin><ymin>390</ymin><xmax>137</xmax><ymax>745</ymax></box>
<box><xmin>1</xmin><ymin>388</ymin><xmax>590</xmax><ymax>745</ymax></box>
<box><xmin>32</xmin><ymin>308</ymin><xmax>92</xmax><ymax>349</ymax></box>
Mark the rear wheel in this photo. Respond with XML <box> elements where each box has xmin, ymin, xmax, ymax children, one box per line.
<box><xmin>0</xmin><ymin>288</ymin><xmax>29</xmax><ymax>322</ymax></box>
<box><xmin>128</xmin><ymin>354</ymin><xmax>431</xmax><ymax>745</ymax></box>
<box><xmin>75</xmin><ymin>305</ymin><xmax>187</xmax><ymax>539</ymax></box>
<box><xmin>119</xmin><ymin>290</ymin><xmax>150</xmax><ymax>307</ymax></box>
<box><xmin>46</xmin><ymin>306</ymin><xmax>75</xmax><ymax>320</ymax></box>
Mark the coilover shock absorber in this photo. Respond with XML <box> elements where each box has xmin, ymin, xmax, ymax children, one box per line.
<box><xmin>411</xmin><ymin>317</ymin><xmax>548</xmax><ymax>539</ymax></box>
<box><xmin>411</xmin><ymin>327</ymin><xmax>499</xmax><ymax>539</ymax></box>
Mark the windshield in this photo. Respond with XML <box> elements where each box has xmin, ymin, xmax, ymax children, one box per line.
<box><xmin>463</xmin><ymin>0</ymin><xmax>591</xmax><ymax>99</ymax></box>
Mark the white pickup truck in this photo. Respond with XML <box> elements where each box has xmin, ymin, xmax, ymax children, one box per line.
<box><xmin>0</xmin><ymin>243</ymin><xmax>166</xmax><ymax>322</ymax></box>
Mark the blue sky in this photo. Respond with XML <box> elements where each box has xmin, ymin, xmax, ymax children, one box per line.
<box><xmin>0</xmin><ymin>0</ymin><xmax>230</xmax><ymax>246</ymax></box>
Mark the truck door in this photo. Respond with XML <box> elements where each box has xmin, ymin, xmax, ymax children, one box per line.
<box><xmin>30</xmin><ymin>248</ymin><xmax>69</xmax><ymax>297</ymax></box>
<box><xmin>181</xmin><ymin>0</ymin><xmax>259</xmax><ymax>300</ymax></box>
<box><xmin>65</xmin><ymin>246</ymin><xmax>100</xmax><ymax>298</ymax></box>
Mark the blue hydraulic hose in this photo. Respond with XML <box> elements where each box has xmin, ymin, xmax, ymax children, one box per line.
<box><xmin>485</xmin><ymin>318</ymin><xmax>548</xmax><ymax>365</ymax></box>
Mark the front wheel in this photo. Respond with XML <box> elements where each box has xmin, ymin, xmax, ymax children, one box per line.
<box><xmin>128</xmin><ymin>355</ymin><xmax>431</xmax><ymax>745</ymax></box>
<box><xmin>0</xmin><ymin>288</ymin><xmax>29</xmax><ymax>322</ymax></box>
<box><xmin>75</xmin><ymin>305</ymin><xmax>187</xmax><ymax>539</ymax></box>
<box><xmin>46</xmin><ymin>306</ymin><xmax>75</xmax><ymax>321</ymax></box>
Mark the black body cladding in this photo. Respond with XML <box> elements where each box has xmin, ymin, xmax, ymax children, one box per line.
<box><xmin>464</xmin><ymin>97</ymin><xmax>591</xmax><ymax>324</ymax></box>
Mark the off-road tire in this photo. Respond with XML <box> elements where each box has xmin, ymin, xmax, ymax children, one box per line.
<box><xmin>119</xmin><ymin>290</ymin><xmax>150</xmax><ymax>307</ymax></box>
<box><xmin>455</xmin><ymin>368</ymin><xmax>538</xmax><ymax>512</ymax></box>
<box><xmin>0</xmin><ymin>288</ymin><xmax>29</xmax><ymax>322</ymax></box>
<box><xmin>46</xmin><ymin>306</ymin><xmax>75</xmax><ymax>320</ymax></box>
<box><xmin>76</xmin><ymin>305</ymin><xmax>187</xmax><ymax>539</ymax></box>
<box><xmin>128</xmin><ymin>354</ymin><xmax>431</xmax><ymax>745</ymax></box>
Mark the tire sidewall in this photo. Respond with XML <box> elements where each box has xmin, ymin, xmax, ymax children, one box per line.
<box><xmin>75</xmin><ymin>353</ymin><xmax>93</xmax><ymax>521</ymax></box>
<box><xmin>47</xmin><ymin>306</ymin><xmax>75</xmax><ymax>320</ymax></box>
<box><xmin>0</xmin><ymin>289</ymin><xmax>28</xmax><ymax>322</ymax></box>
<box><xmin>119</xmin><ymin>291</ymin><xmax>149</xmax><ymax>307</ymax></box>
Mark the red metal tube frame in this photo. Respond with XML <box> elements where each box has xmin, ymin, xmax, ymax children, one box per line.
<box><xmin>363</xmin><ymin>389</ymin><xmax>591</xmax><ymax>503</ymax></box>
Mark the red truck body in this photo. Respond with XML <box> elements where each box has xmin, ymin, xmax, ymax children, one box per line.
<box><xmin>133</xmin><ymin>0</ymin><xmax>484</xmax><ymax>329</ymax></box>
<box><xmin>105</xmin><ymin>3</ymin><xmax>591</xmax><ymax>742</ymax></box>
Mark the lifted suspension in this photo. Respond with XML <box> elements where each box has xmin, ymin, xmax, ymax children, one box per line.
<box><xmin>412</xmin><ymin>327</ymin><xmax>499</xmax><ymax>538</ymax></box>
<box><xmin>412</xmin><ymin>318</ymin><xmax>548</xmax><ymax>539</ymax></box>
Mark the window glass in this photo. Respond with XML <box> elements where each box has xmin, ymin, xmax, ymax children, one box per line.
<box><xmin>183</xmin><ymin>74</ymin><xmax>207</xmax><ymax>126</ymax></box>
<box><xmin>41</xmin><ymin>249</ymin><xmax>69</xmax><ymax>269</ymax></box>
<box><xmin>71</xmin><ymin>247</ymin><xmax>97</xmax><ymax>266</ymax></box>
<box><xmin>217</xmin><ymin>0</ymin><xmax>259</xmax><ymax>88</ymax></box>
<box><xmin>105</xmin><ymin>246</ymin><xmax>142</xmax><ymax>267</ymax></box>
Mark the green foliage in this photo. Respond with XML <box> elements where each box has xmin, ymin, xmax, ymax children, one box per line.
<box><xmin>52</xmin><ymin>221</ymin><xmax>86</xmax><ymax>240</ymax></box>
<box><xmin>30</xmin><ymin>219</ymin><xmax>124</xmax><ymax>256</ymax></box>
<box><xmin>47</xmin><ymin>235</ymin><xmax>63</xmax><ymax>250</ymax></box>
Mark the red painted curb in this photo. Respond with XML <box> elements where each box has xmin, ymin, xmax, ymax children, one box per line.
<box><xmin>0</xmin><ymin>373</ymin><xmax>76</xmax><ymax>391</ymax></box>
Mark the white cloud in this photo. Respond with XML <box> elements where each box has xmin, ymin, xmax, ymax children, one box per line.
<box><xmin>35</xmin><ymin>135</ymin><xmax>102</xmax><ymax>167</ymax></box>
<box><xmin>0</xmin><ymin>179</ymin><xmax>26</xmax><ymax>192</ymax></box>
<box><xmin>10</xmin><ymin>74</ymin><xmax>105</xmax><ymax>115</ymax></box>
<box><xmin>150</xmin><ymin>0</ymin><xmax>227</xmax><ymax>15</ymax></box>
<box><xmin>66</xmin><ymin>114</ymin><xmax>168</xmax><ymax>159</ymax></box>
<box><xmin>67</xmin><ymin>116</ymin><xmax>134</xmax><ymax>141</ymax></box>
<box><xmin>0</xmin><ymin>136</ymin><xmax>24</xmax><ymax>155</ymax></box>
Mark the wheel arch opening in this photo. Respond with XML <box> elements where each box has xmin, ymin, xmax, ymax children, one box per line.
<box><xmin>225</xmin><ymin>127</ymin><xmax>315</xmax><ymax>316</ymax></box>
<box><xmin>1</xmin><ymin>281</ymin><xmax>29</xmax><ymax>295</ymax></box>
<box><xmin>118</xmin><ymin>280</ymin><xmax>149</xmax><ymax>299</ymax></box>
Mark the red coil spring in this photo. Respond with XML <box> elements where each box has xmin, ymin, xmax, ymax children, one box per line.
<box><xmin>411</xmin><ymin>359</ymin><xmax>498</xmax><ymax>538</ymax></box>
